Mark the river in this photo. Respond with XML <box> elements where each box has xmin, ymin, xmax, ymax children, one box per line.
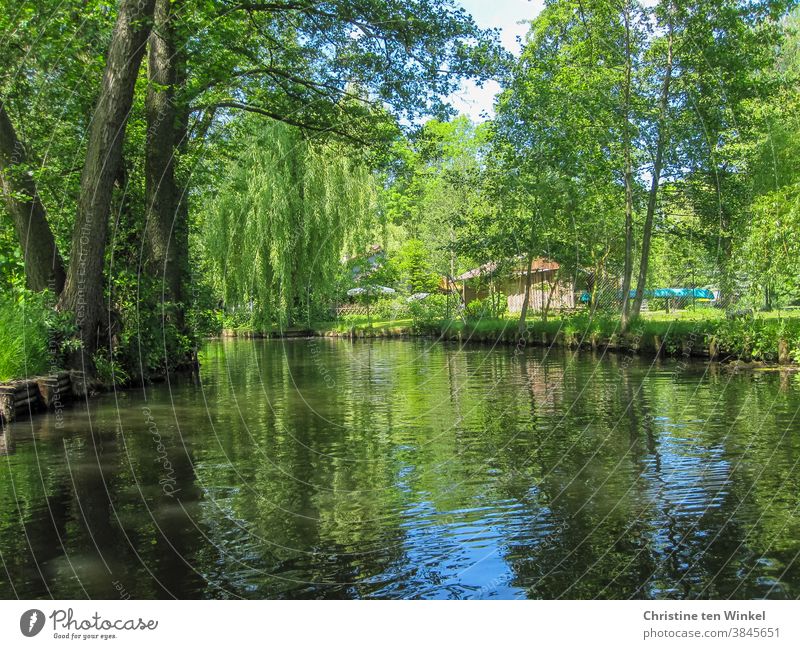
<box><xmin>1</xmin><ymin>338</ymin><xmax>798</xmax><ymax>599</ymax></box>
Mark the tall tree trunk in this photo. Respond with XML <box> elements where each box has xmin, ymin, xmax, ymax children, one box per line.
<box><xmin>57</xmin><ymin>0</ymin><xmax>156</xmax><ymax>368</ymax></box>
<box><xmin>542</xmin><ymin>268</ymin><xmax>560</xmax><ymax>323</ymax></box>
<box><xmin>517</xmin><ymin>210</ymin><xmax>538</xmax><ymax>334</ymax></box>
<box><xmin>518</xmin><ymin>252</ymin><xmax>535</xmax><ymax>334</ymax></box>
<box><xmin>144</xmin><ymin>0</ymin><xmax>189</xmax><ymax>320</ymax></box>
<box><xmin>630</xmin><ymin>16</ymin><xmax>674</xmax><ymax>320</ymax></box>
<box><xmin>0</xmin><ymin>101</ymin><xmax>66</xmax><ymax>293</ymax></box>
<box><xmin>716</xmin><ymin>228</ymin><xmax>736</xmax><ymax>309</ymax></box>
<box><xmin>619</xmin><ymin>2</ymin><xmax>635</xmax><ymax>331</ymax></box>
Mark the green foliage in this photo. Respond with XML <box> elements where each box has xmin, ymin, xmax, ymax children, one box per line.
<box><xmin>737</xmin><ymin>14</ymin><xmax>800</xmax><ymax>308</ymax></box>
<box><xmin>0</xmin><ymin>291</ymin><xmax>52</xmax><ymax>381</ymax></box>
<box><xmin>92</xmin><ymin>352</ymin><xmax>130</xmax><ymax>388</ymax></box>
<box><xmin>372</xmin><ymin>297</ymin><xmax>409</xmax><ymax>321</ymax></box>
<box><xmin>464</xmin><ymin>293</ymin><xmax>508</xmax><ymax>321</ymax></box>
<box><xmin>203</xmin><ymin>117</ymin><xmax>376</xmax><ymax>328</ymax></box>
<box><xmin>708</xmin><ymin>314</ymin><xmax>800</xmax><ymax>362</ymax></box>
<box><xmin>0</xmin><ymin>224</ymin><xmax>25</xmax><ymax>292</ymax></box>
<box><xmin>106</xmin><ymin>271</ymin><xmax>193</xmax><ymax>380</ymax></box>
<box><xmin>185</xmin><ymin>273</ymin><xmax>224</xmax><ymax>339</ymax></box>
<box><xmin>408</xmin><ymin>294</ymin><xmax>458</xmax><ymax>333</ymax></box>
<box><xmin>380</xmin><ymin>116</ymin><xmax>491</xmax><ymax>278</ymax></box>
<box><xmin>219</xmin><ymin>307</ymin><xmax>260</xmax><ymax>333</ymax></box>
<box><xmin>488</xmin><ymin>0</ymin><xmax>634</xmax><ymax>293</ymax></box>
<box><xmin>393</xmin><ymin>239</ymin><xmax>440</xmax><ymax>293</ymax></box>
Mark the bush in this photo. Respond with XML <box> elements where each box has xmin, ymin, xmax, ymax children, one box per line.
<box><xmin>186</xmin><ymin>276</ymin><xmax>223</xmax><ymax>338</ymax></box>
<box><xmin>92</xmin><ymin>352</ymin><xmax>130</xmax><ymax>387</ymax></box>
<box><xmin>707</xmin><ymin>314</ymin><xmax>800</xmax><ymax>362</ymax></box>
<box><xmin>220</xmin><ymin>306</ymin><xmax>256</xmax><ymax>331</ymax></box>
<box><xmin>372</xmin><ymin>297</ymin><xmax>409</xmax><ymax>321</ymax></box>
<box><xmin>409</xmin><ymin>294</ymin><xmax>459</xmax><ymax>333</ymax></box>
<box><xmin>0</xmin><ymin>291</ymin><xmax>53</xmax><ymax>381</ymax></box>
<box><xmin>464</xmin><ymin>293</ymin><xmax>508</xmax><ymax>321</ymax></box>
<box><xmin>108</xmin><ymin>271</ymin><xmax>194</xmax><ymax>379</ymax></box>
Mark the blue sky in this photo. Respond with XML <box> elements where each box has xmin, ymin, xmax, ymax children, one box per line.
<box><xmin>449</xmin><ymin>0</ymin><xmax>545</xmax><ymax>120</ymax></box>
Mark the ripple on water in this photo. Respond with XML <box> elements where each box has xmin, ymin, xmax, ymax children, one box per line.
<box><xmin>1</xmin><ymin>339</ymin><xmax>799</xmax><ymax>598</ymax></box>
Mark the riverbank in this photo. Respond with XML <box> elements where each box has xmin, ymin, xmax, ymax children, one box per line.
<box><xmin>0</xmin><ymin>361</ymin><xmax>199</xmax><ymax>426</ymax></box>
<box><xmin>0</xmin><ymin>370</ymin><xmax>88</xmax><ymax>425</ymax></box>
<box><xmin>222</xmin><ymin>309</ymin><xmax>800</xmax><ymax>365</ymax></box>
<box><xmin>4</xmin><ymin>310</ymin><xmax>797</xmax><ymax>427</ymax></box>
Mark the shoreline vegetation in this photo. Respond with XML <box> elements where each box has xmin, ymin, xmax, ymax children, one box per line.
<box><xmin>222</xmin><ymin>309</ymin><xmax>800</xmax><ymax>366</ymax></box>
<box><xmin>3</xmin><ymin>1</ymin><xmax>800</xmax><ymax>427</ymax></box>
<box><xmin>3</xmin><ymin>309</ymin><xmax>799</xmax><ymax>427</ymax></box>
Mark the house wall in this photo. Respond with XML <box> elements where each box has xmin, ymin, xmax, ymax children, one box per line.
<box><xmin>459</xmin><ymin>270</ymin><xmax>576</xmax><ymax>313</ymax></box>
<box><xmin>461</xmin><ymin>284</ymin><xmax>481</xmax><ymax>305</ymax></box>
<box><xmin>502</xmin><ymin>271</ymin><xmax>575</xmax><ymax>313</ymax></box>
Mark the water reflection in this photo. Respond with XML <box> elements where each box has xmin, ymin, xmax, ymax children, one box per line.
<box><xmin>1</xmin><ymin>339</ymin><xmax>799</xmax><ymax>599</ymax></box>
<box><xmin>0</xmin><ymin>428</ymin><xmax>12</xmax><ymax>456</ymax></box>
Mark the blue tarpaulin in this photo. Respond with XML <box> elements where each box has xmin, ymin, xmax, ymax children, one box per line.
<box><xmin>579</xmin><ymin>288</ymin><xmax>715</xmax><ymax>303</ymax></box>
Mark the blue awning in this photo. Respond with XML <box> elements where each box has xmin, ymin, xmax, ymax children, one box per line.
<box><xmin>579</xmin><ymin>288</ymin><xmax>715</xmax><ymax>303</ymax></box>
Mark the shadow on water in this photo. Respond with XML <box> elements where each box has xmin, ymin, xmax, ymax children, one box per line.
<box><xmin>1</xmin><ymin>338</ymin><xmax>799</xmax><ymax>599</ymax></box>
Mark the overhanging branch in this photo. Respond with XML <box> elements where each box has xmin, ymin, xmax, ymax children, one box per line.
<box><xmin>190</xmin><ymin>100</ymin><xmax>373</xmax><ymax>146</ymax></box>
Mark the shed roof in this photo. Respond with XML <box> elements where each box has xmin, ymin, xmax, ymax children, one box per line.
<box><xmin>455</xmin><ymin>257</ymin><xmax>560</xmax><ymax>282</ymax></box>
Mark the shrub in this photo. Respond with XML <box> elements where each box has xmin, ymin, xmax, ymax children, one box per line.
<box><xmin>409</xmin><ymin>294</ymin><xmax>458</xmax><ymax>333</ymax></box>
<box><xmin>186</xmin><ymin>277</ymin><xmax>223</xmax><ymax>338</ymax></box>
<box><xmin>0</xmin><ymin>291</ymin><xmax>52</xmax><ymax>381</ymax></box>
<box><xmin>464</xmin><ymin>293</ymin><xmax>508</xmax><ymax>321</ymax></box>
<box><xmin>92</xmin><ymin>352</ymin><xmax>131</xmax><ymax>387</ymax></box>
<box><xmin>221</xmin><ymin>307</ymin><xmax>256</xmax><ymax>331</ymax></box>
<box><xmin>107</xmin><ymin>271</ymin><xmax>194</xmax><ymax>379</ymax></box>
<box><xmin>372</xmin><ymin>297</ymin><xmax>409</xmax><ymax>321</ymax></box>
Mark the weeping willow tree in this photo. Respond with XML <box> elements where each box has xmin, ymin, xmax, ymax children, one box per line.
<box><xmin>204</xmin><ymin>118</ymin><xmax>376</xmax><ymax>327</ymax></box>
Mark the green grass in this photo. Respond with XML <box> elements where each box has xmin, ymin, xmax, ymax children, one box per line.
<box><xmin>316</xmin><ymin>307</ymin><xmax>800</xmax><ymax>362</ymax></box>
<box><xmin>0</xmin><ymin>294</ymin><xmax>52</xmax><ymax>381</ymax></box>
<box><xmin>224</xmin><ymin>305</ymin><xmax>800</xmax><ymax>363</ymax></box>
<box><xmin>641</xmin><ymin>308</ymin><xmax>725</xmax><ymax>323</ymax></box>
<box><xmin>315</xmin><ymin>316</ymin><xmax>414</xmax><ymax>333</ymax></box>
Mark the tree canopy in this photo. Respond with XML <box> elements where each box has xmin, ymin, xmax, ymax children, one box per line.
<box><xmin>2</xmin><ymin>0</ymin><xmax>800</xmax><ymax>379</ymax></box>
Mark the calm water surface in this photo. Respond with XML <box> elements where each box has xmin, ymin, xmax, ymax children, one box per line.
<box><xmin>1</xmin><ymin>339</ymin><xmax>799</xmax><ymax>599</ymax></box>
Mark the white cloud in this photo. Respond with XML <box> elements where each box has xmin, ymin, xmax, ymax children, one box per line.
<box><xmin>449</xmin><ymin>79</ymin><xmax>502</xmax><ymax>122</ymax></box>
<box><xmin>448</xmin><ymin>0</ymin><xmax>545</xmax><ymax>121</ymax></box>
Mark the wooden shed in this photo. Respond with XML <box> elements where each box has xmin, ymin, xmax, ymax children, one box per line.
<box><xmin>454</xmin><ymin>257</ymin><xmax>576</xmax><ymax>313</ymax></box>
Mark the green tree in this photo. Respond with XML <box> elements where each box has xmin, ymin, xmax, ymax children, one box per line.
<box><xmin>630</xmin><ymin>0</ymin><xmax>793</xmax><ymax>318</ymax></box>
<box><xmin>394</xmin><ymin>239</ymin><xmax>440</xmax><ymax>293</ymax></box>
<box><xmin>738</xmin><ymin>9</ymin><xmax>800</xmax><ymax>308</ymax></box>
<box><xmin>492</xmin><ymin>0</ymin><xmax>637</xmax><ymax>327</ymax></box>
<box><xmin>380</xmin><ymin>116</ymin><xmax>491</xmax><ymax>280</ymax></box>
<box><xmin>0</xmin><ymin>0</ymin><xmax>498</xmax><ymax>374</ymax></box>
<box><xmin>146</xmin><ymin>0</ymin><xmax>498</xmax><ymax>326</ymax></box>
<box><xmin>203</xmin><ymin>118</ymin><xmax>376</xmax><ymax>328</ymax></box>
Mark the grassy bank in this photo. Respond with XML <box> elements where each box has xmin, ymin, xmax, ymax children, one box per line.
<box><xmin>222</xmin><ymin>308</ymin><xmax>800</xmax><ymax>364</ymax></box>
<box><xmin>0</xmin><ymin>293</ymin><xmax>53</xmax><ymax>381</ymax></box>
